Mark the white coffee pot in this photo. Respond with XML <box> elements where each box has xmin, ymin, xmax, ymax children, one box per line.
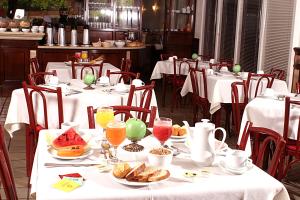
<box><xmin>183</xmin><ymin>119</ymin><xmax>226</xmax><ymax>166</ymax></box>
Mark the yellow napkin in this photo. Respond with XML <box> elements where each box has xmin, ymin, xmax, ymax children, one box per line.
<box><xmin>52</xmin><ymin>178</ymin><xmax>81</xmax><ymax>192</ymax></box>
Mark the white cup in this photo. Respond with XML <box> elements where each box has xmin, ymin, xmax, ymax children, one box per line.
<box><xmin>131</xmin><ymin>79</ymin><xmax>145</xmax><ymax>87</ymax></box>
<box><xmin>209</xmin><ymin>59</ymin><xmax>215</xmax><ymax>64</ymax></box>
<box><xmin>47</xmin><ymin>75</ymin><xmax>59</xmax><ymax>85</ymax></box>
<box><xmin>226</xmin><ymin>150</ymin><xmax>249</xmax><ymax>169</ymax></box>
<box><xmin>38</xmin><ymin>26</ymin><xmax>44</xmax><ymax>33</ymax></box>
<box><xmin>263</xmin><ymin>88</ymin><xmax>275</xmax><ymax>97</ymax></box>
<box><xmin>97</xmin><ymin>76</ymin><xmax>109</xmax><ymax>86</ymax></box>
<box><xmin>61</xmin><ymin>121</ymin><xmax>79</xmax><ymax>131</ymax></box>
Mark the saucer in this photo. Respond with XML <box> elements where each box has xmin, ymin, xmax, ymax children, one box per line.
<box><xmin>219</xmin><ymin>159</ymin><xmax>253</xmax><ymax>175</ymax></box>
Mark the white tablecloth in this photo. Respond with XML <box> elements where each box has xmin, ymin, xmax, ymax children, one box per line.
<box><xmin>46</xmin><ymin>62</ymin><xmax>120</xmax><ymax>82</ymax></box>
<box><xmin>4</xmin><ymin>79</ymin><xmax>158</xmax><ymax>136</ymax></box>
<box><xmin>238</xmin><ymin>95</ymin><xmax>300</xmax><ymax>144</ymax></box>
<box><xmin>180</xmin><ymin>72</ymin><xmax>289</xmax><ymax>114</ymax></box>
<box><xmin>150</xmin><ymin>60</ymin><xmax>210</xmax><ymax>80</ymax></box>
<box><xmin>30</xmin><ymin>129</ymin><xmax>289</xmax><ymax>200</ymax></box>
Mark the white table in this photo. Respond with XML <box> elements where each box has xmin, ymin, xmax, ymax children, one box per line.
<box><xmin>238</xmin><ymin>94</ymin><xmax>300</xmax><ymax>144</ymax></box>
<box><xmin>150</xmin><ymin>60</ymin><xmax>210</xmax><ymax>80</ymax></box>
<box><xmin>4</xmin><ymin>79</ymin><xmax>158</xmax><ymax>136</ymax></box>
<box><xmin>46</xmin><ymin>62</ymin><xmax>120</xmax><ymax>82</ymax></box>
<box><xmin>180</xmin><ymin>72</ymin><xmax>289</xmax><ymax>114</ymax></box>
<box><xmin>30</xmin><ymin>129</ymin><xmax>290</xmax><ymax>200</ymax></box>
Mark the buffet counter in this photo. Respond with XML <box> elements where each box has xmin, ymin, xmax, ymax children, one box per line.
<box><xmin>0</xmin><ymin>32</ymin><xmax>45</xmax><ymax>40</ymax></box>
<box><xmin>37</xmin><ymin>45</ymin><xmax>146</xmax><ymax>75</ymax></box>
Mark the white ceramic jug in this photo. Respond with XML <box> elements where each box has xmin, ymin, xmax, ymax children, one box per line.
<box><xmin>183</xmin><ymin>119</ymin><xmax>226</xmax><ymax>166</ymax></box>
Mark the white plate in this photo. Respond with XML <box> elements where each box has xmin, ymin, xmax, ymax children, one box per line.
<box><xmin>170</xmin><ymin>134</ymin><xmax>187</xmax><ymax>139</ymax></box>
<box><xmin>110</xmin><ymin>171</ymin><xmax>169</xmax><ymax>186</ymax></box>
<box><xmin>218</xmin><ymin>159</ymin><xmax>253</xmax><ymax>175</ymax></box>
<box><xmin>47</xmin><ymin>147</ymin><xmax>93</xmax><ymax>160</ymax></box>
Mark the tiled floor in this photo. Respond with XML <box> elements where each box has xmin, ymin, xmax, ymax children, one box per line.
<box><xmin>0</xmin><ymin>82</ymin><xmax>300</xmax><ymax>199</ymax></box>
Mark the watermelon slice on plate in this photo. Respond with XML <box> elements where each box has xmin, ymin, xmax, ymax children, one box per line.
<box><xmin>52</xmin><ymin>128</ymin><xmax>87</xmax><ymax>149</ymax></box>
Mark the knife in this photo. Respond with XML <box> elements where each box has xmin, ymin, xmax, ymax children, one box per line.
<box><xmin>44</xmin><ymin>163</ymin><xmax>101</xmax><ymax>167</ymax></box>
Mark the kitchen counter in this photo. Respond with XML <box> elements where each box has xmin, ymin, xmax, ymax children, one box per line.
<box><xmin>0</xmin><ymin>32</ymin><xmax>45</xmax><ymax>40</ymax></box>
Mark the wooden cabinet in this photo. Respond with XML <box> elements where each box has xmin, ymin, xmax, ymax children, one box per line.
<box><xmin>0</xmin><ymin>40</ymin><xmax>38</xmax><ymax>87</ymax></box>
<box><xmin>163</xmin><ymin>0</ymin><xmax>196</xmax><ymax>57</ymax></box>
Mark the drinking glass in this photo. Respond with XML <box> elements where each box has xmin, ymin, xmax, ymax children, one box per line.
<box><xmin>74</xmin><ymin>52</ymin><xmax>81</xmax><ymax>62</ymax></box>
<box><xmin>95</xmin><ymin>106</ymin><xmax>115</xmax><ymax>130</ymax></box>
<box><xmin>106</xmin><ymin>120</ymin><xmax>126</xmax><ymax>163</ymax></box>
<box><xmin>81</xmin><ymin>51</ymin><xmax>88</xmax><ymax>62</ymax></box>
<box><xmin>153</xmin><ymin>117</ymin><xmax>172</xmax><ymax>145</ymax></box>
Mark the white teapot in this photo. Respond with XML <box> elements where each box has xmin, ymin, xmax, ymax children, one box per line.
<box><xmin>183</xmin><ymin>119</ymin><xmax>226</xmax><ymax>166</ymax></box>
<box><xmin>132</xmin><ymin>79</ymin><xmax>145</xmax><ymax>87</ymax></box>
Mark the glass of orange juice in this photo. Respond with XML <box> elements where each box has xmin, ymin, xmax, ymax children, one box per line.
<box><xmin>106</xmin><ymin>120</ymin><xmax>126</xmax><ymax>163</ymax></box>
<box><xmin>95</xmin><ymin>106</ymin><xmax>114</xmax><ymax>129</ymax></box>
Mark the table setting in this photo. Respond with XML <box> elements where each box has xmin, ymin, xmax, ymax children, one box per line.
<box><xmin>30</xmin><ymin>115</ymin><xmax>289</xmax><ymax>200</ymax></box>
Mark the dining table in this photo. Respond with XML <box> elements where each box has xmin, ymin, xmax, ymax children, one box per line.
<box><xmin>30</xmin><ymin>128</ymin><xmax>290</xmax><ymax>200</ymax></box>
<box><xmin>4</xmin><ymin>79</ymin><xmax>158</xmax><ymax>137</ymax></box>
<box><xmin>45</xmin><ymin>62</ymin><xmax>121</xmax><ymax>82</ymax></box>
<box><xmin>180</xmin><ymin>71</ymin><xmax>289</xmax><ymax>114</ymax></box>
<box><xmin>238</xmin><ymin>94</ymin><xmax>300</xmax><ymax>145</ymax></box>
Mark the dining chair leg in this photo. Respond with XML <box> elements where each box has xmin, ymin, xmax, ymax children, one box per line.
<box><xmin>162</xmin><ymin>74</ymin><xmax>167</xmax><ymax>107</ymax></box>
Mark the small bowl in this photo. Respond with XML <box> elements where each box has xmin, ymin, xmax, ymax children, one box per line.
<box><xmin>11</xmin><ymin>28</ymin><xmax>19</xmax><ymax>32</ymax></box>
<box><xmin>148</xmin><ymin>147</ymin><xmax>173</xmax><ymax>168</ymax></box>
<box><xmin>22</xmin><ymin>28</ymin><xmax>30</xmax><ymax>33</ymax></box>
<box><xmin>0</xmin><ymin>27</ymin><xmax>7</xmax><ymax>32</ymax></box>
<box><xmin>102</xmin><ymin>41</ymin><xmax>113</xmax><ymax>48</ymax></box>
<box><xmin>115</xmin><ymin>40</ymin><xmax>125</xmax><ymax>48</ymax></box>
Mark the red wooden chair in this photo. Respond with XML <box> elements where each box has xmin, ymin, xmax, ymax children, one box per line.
<box><xmin>189</xmin><ymin>67</ymin><xmax>210</xmax><ymax>123</ymax></box>
<box><xmin>30</xmin><ymin>57</ymin><xmax>40</xmax><ymax>74</ymax></box>
<box><xmin>107</xmin><ymin>70</ymin><xmax>140</xmax><ymax>84</ymax></box>
<box><xmin>280</xmin><ymin>97</ymin><xmax>300</xmax><ymax>180</ymax></box>
<box><xmin>127</xmin><ymin>81</ymin><xmax>155</xmax><ymax>120</ymax></box>
<box><xmin>28</xmin><ymin>70</ymin><xmax>57</xmax><ymax>85</ymax></box>
<box><xmin>171</xmin><ymin>58</ymin><xmax>198</xmax><ymax>112</ymax></box>
<box><xmin>270</xmin><ymin>68</ymin><xmax>285</xmax><ymax>80</ymax></box>
<box><xmin>71</xmin><ymin>61</ymin><xmax>104</xmax><ymax>79</ymax></box>
<box><xmin>239</xmin><ymin>121</ymin><xmax>286</xmax><ymax>178</ymax></box>
<box><xmin>0</xmin><ymin>125</ymin><xmax>18</xmax><ymax>200</ymax></box>
<box><xmin>245</xmin><ymin>73</ymin><xmax>275</xmax><ymax>98</ymax></box>
<box><xmin>22</xmin><ymin>81</ymin><xmax>64</xmax><ymax>176</ymax></box>
<box><xmin>120</xmin><ymin>58</ymin><xmax>132</xmax><ymax>72</ymax></box>
<box><xmin>160</xmin><ymin>53</ymin><xmax>176</xmax><ymax>107</ymax></box>
<box><xmin>87</xmin><ymin>105</ymin><xmax>157</xmax><ymax>128</ymax></box>
<box><xmin>231</xmin><ymin>81</ymin><xmax>249</xmax><ymax>136</ymax></box>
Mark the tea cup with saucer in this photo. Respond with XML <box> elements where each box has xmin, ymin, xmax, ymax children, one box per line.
<box><xmin>225</xmin><ymin>150</ymin><xmax>250</xmax><ymax>170</ymax></box>
<box><xmin>97</xmin><ymin>76</ymin><xmax>110</xmax><ymax>86</ymax></box>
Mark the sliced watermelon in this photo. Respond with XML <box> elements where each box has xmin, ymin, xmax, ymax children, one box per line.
<box><xmin>52</xmin><ymin>128</ymin><xmax>87</xmax><ymax>149</ymax></box>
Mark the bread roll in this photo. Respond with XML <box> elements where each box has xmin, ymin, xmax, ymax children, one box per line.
<box><xmin>113</xmin><ymin>163</ymin><xmax>132</xmax><ymax>178</ymax></box>
<box><xmin>172</xmin><ymin>124</ymin><xmax>180</xmax><ymax>136</ymax></box>
<box><xmin>178</xmin><ymin>126</ymin><xmax>187</xmax><ymax>136</ymax></box>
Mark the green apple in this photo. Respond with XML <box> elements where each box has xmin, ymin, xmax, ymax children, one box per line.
<box><xmin>192</xmin><ymin>53</ymin><xmax>198</xmax><ymax>60</ymax></box>
<box><xmin>233</xmin><ymin>64</ymin><xmax>241</xmax><ymax>73</ymax></box>
<box><xmin>125</xmin><ymin>118</ymin><xmax>146</xmax><ymax>142</ymax></box>
<box><xmin>83</xmin><ymin>73</ymin><xmax>95</xmax><ymax>85</ymax></box>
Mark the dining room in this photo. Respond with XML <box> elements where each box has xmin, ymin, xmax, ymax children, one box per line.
<box><xmin>0</xmin><ymin>0</ymin><xmax>300</xmax><ymax>199</ymax></box>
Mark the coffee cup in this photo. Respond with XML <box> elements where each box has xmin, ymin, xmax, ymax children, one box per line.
<box><xmin>209</xmin><ymin>59</ymin><xmax>215</xmax><ymax>64</ymax></box>
<box><xmin>38</xmin><ymin>26</ymin><xmax>44</xmax><ymax>33</ymax></box>
<box><xmin>61</xmin><ymin>121</ymin><xmax>79</xmax><ymax>131</ymax></box>
<box><xmin>132</xmin><ymin>79</ymin><xmax>145</xmax><ymax>87</ymax></box>
<box><xmin>206</xmin><ymin>68</ymin><xmax>214</xmax><ymax>76</ymax></box>
<box><xmin>47</xmin><ymin>75</ymin><xmax>59</xmax><ymax>85</ymax></box>
<box><xmin>226</xmin><ymin>150</ymin><xmax>249</xmax><ymax>169</ymax></box>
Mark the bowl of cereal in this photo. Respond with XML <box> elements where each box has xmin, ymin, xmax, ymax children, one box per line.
<box><xmin>148</xmin><ymin>147</ymin><xmax>173</xmax><ymax>168</ymax></box>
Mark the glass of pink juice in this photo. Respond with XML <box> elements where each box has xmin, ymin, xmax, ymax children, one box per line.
<box><xmin>153</xmin><ymin>117</ymin><xmax>172</xmax><ymax>145</ymax></box>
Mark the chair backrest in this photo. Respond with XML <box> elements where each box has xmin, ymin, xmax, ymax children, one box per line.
<box><xmin>283</xmin><ymin>97</ymin><xmax>300</xmax><ymax>144</ymax></box>
<box><xmin>231</xmin><ymin>81</ymin><xmax>249</xmax><ymax>135</ymax></box>
<box><xmin>120</xmin><ymin>58</ymin><xmax>132</xmax><ymax>72</ymax></box>
<box><xmin>71</xmin><ymin>61</ymin><xmax>104</xmax><ymax>79</ymax></box>
<box><xmin>246</xmin><ymin>73</ymin><xmax>275</xmax><ymax>98</ymax></box>
<box><xmin>173</xmin><ymin>58</ymin><xmax>199</xmax><ymax>77</ymax></box>
<box><xmin>0</xmin><ymin>125</ymin><xmax>18</xmax><ymax>200</ymax></box>
<box><xmin>189</xmin><ymin>67</ymin><xmax>208</xmax><ymax>99</ymax></box>
<box><xmin>30</xmin><ymin>57</ymin><xmax>40</xmax><ymax>74</ymax></box>
<box><xmin>270</xmin><ymin>68</ymin><xmax>285</xmax><ymax>80</ymax></box>
<box><xmin>22</xmin><ymin>81</ymin><xmax>64</xmax><ymax>130</ymax></box>
<box><xmin>87</xmin><ymin>105</ymin><xmax>157</xmax><ymax>128</ymax></box>
<box><xmin>296</xmin><ymin>82</ymin><xmax>300</xmax><ymax>94</ymax></box>
<box><xmin>239</xmin><ymin>121</ymin><xmax>286</xmax><ymax>178</ymax></box>
<box><xmin>28</xmin><ymin>70</ymin><xmax>57</xmax><ymax>85</ymax></box>
<box><xmin>127</xmin><ymin>81</ymin><xmax>155</xmax><ymax>120</ymax></box>
<box><xmin>107</xmin><ymin>70</ymin><xmax>140</xmax><ymax>84</ymax></box>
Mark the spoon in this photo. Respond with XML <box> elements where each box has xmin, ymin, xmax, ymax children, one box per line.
<box><xmin>101</xmin><ymin>140</ymin><xmax>113</xmax><ymax>159</ymax></box>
